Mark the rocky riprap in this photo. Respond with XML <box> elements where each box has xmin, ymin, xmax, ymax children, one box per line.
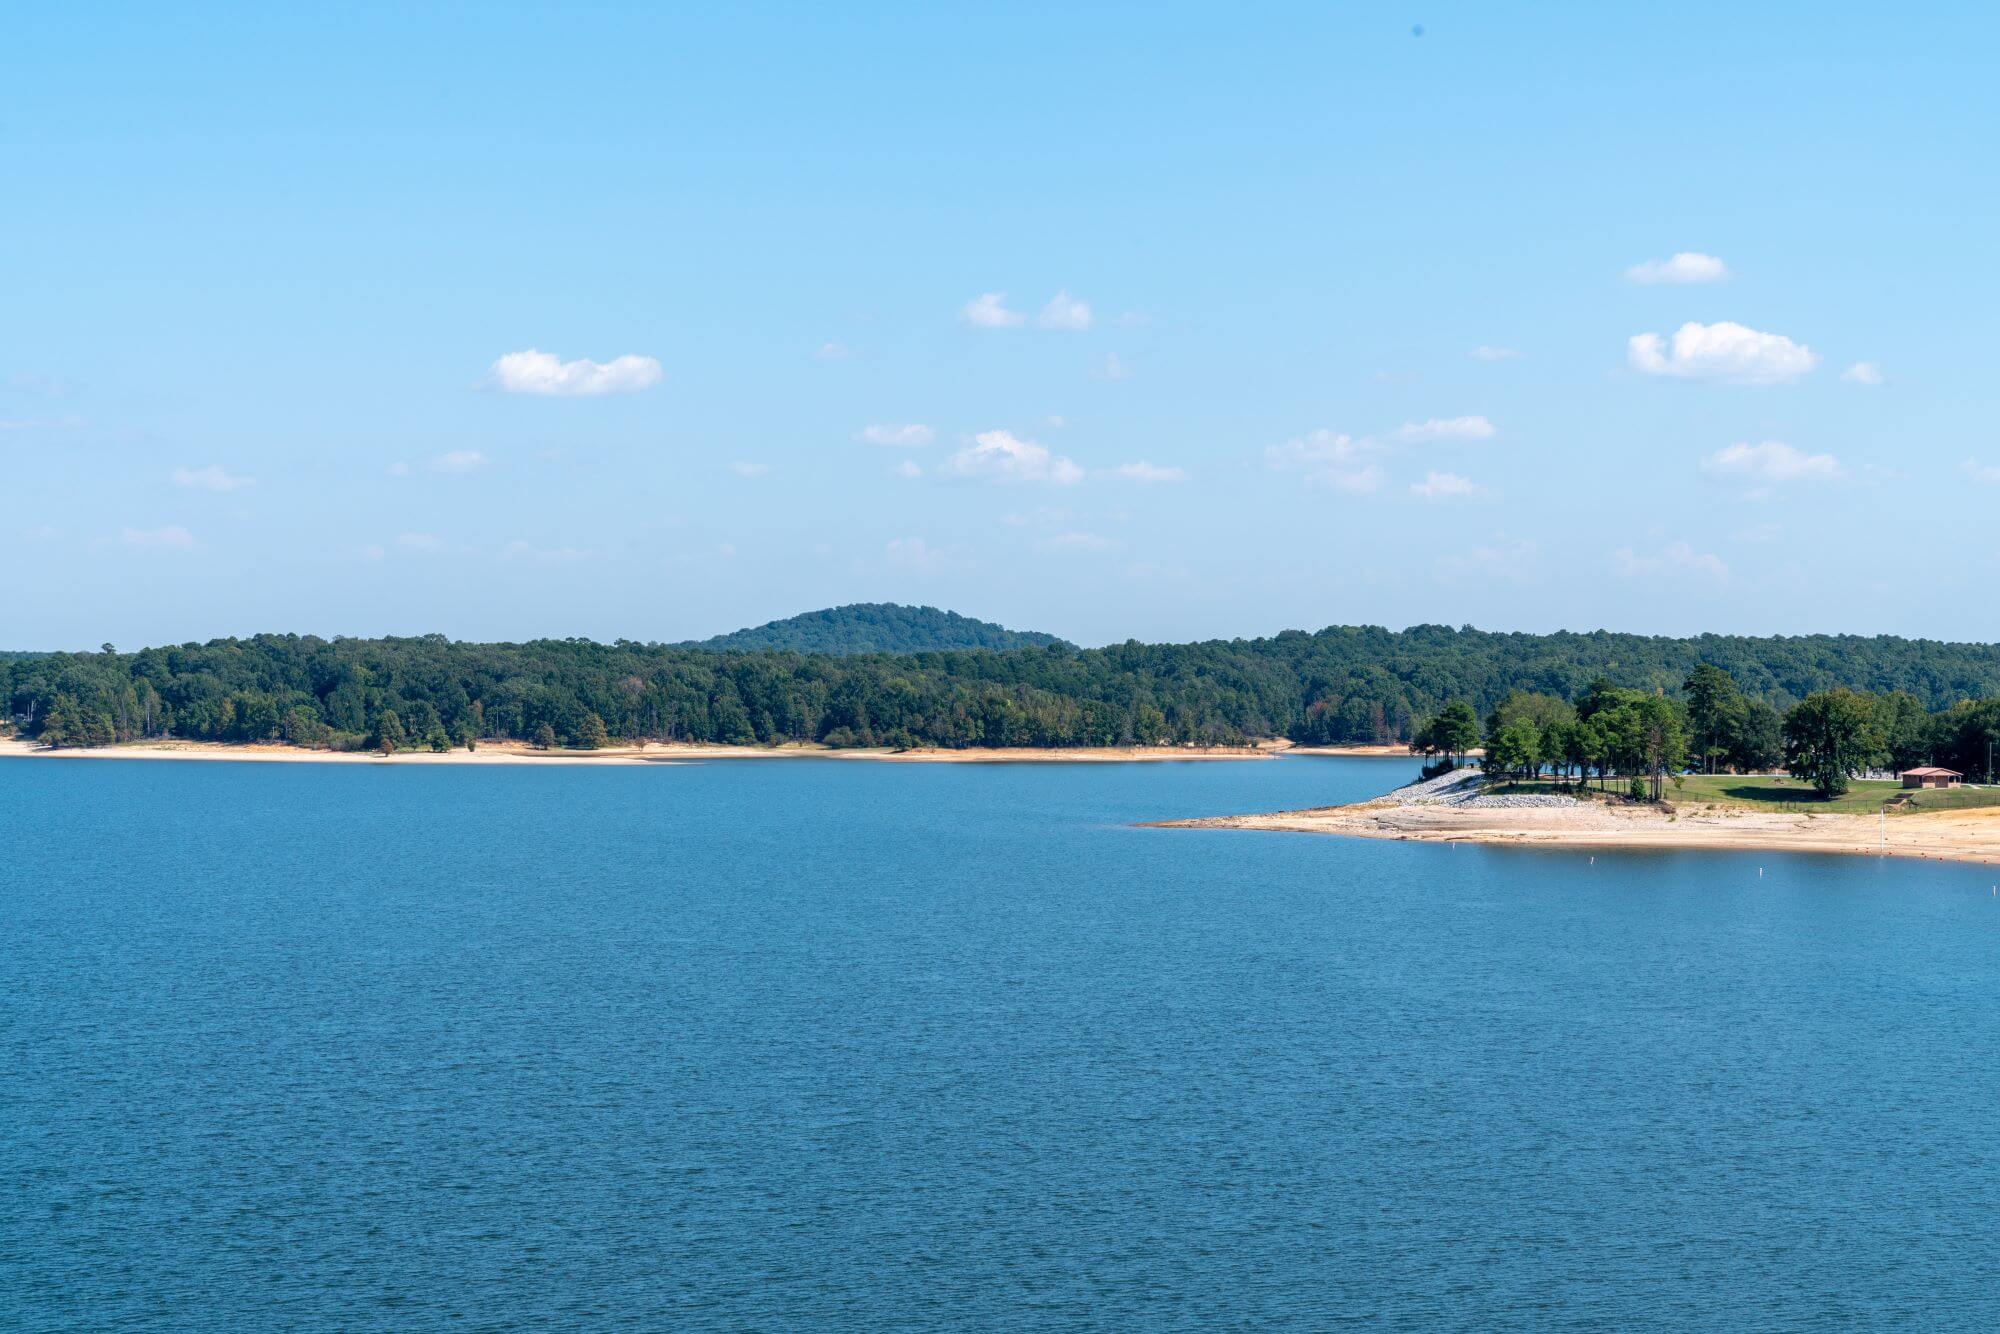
<box><xmin>1384</xmin><ymin>766</ymin><xmax>1579</xmax><ymax>809</ymax></box>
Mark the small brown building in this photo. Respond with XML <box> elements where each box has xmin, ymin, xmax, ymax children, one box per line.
<box><xmin>1902</xmin><ymin>766</ymin><xmax>1963</xmax><ymax>789</ymax></box>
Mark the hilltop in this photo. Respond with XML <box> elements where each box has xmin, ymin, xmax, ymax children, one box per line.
<box><xmin>681</xmin><ymin>603</ymin><xmax>1069</xmax><ymax>655</ymax></box>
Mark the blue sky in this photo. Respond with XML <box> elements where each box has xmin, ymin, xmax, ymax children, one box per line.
<box><xmin>6</xmin><ymin>3</ymin><xmax>1996</xmax><ymax>649</ymax></box>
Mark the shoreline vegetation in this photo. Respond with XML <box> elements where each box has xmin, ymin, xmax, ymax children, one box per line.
<box><xmin>0</xmin><ymin>736</ymin><xmax>1421</xmax><ymax>765</ymax></box>
<box><xmin>11</xmin><ymin>623</ymin><xmax>2000</xmax><ymax>762</ymax></box>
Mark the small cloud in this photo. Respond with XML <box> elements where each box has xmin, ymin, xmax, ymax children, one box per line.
<box><xmin>1470</xmin><ymin>346</ymin><xmax>1520</xmax><ymax>361</ymax></box>
<box><xmin>716</xmin><ymin>543</ymin><xmax>737</xmax><ymax>559</ymax></box>
<box><xmin>858</xmin><ymin>423</ymin><xmax>935</xmax><ymax>447</ymax></box>
<box><xmin>886</xmin><ymin>536</ymin><xmax>942</xmax><ymax>568</ymax></box>
<box><xmin>1702</xmin><ymin>440</ymin><xmax>1843</xmax><ymax>485</ymax></box>
<box><xmin>396</xmin><ymin>532</ymin><xmax>445</xmax><ymax>552</ymax></box>
<box><xmin>1411</xmin><ymin>470</ymin><xmax>1481</xmax><ymax>501</ymax></box>
<box><xmin>1037</xmin><ymin>290</ymin><xmax>1093</xmax><ymax>331</ymax></box>
<box><xmin>1044</xmin><ymin>414</ymin><xmax>1067</xmax><ymax>429</ymax></box>
<box><xmin>729</xmin><ymin>461</ymin><xmax>772</xmax><ymax>478</ymax></box>
<box><xmin>387</xmin><ymin>461</ymin><xmax>411</xmax><ymax>477</ymax></box>
<box><xmin>1614</xmin><ymin>541</ymin><xmax>1730</xmax><ymax>582</ymax></box>
<box><xmin>1109</xmin><ymin>461</ymin><xmax>1186</xmax><ymax>483</ymax></box>
<box><xmin>503</xmin><ymin>539</ymin><xmax>590</xmax><ymax>564</ymax></box>
<box><xmin>889</xmin><ymin>460</ymin><xmax>922</xmax><ymax>479</ymax></box>
<box><xmin>430</xmin><ymin>450</ymin><xmax>487</xmax><ymax>474</ymax></box>
<box><xmin>1843</xmin><ymin>361</ymin><xmax>1885</xmax><ymax>386</ymax></box>
<box><xmin>813</xmin><ymin>341</ymin><xmax>853</xmax><ymax>361</ymax></box>
<box><xmin>1093</xmin><ymin>353</ymin><xmax>1130</xmax><ymax>381</ymax></box>
<box><xmin>1325</xmin><ymin>465</ymin><xmax>1386</xmax><ymax>494</ymax></box>
<box><xmin>1266</xmin><ymin>429</ymin><xmax>1388</xmax><ymax>492</ymax></box>
<box><xmin>1001</xmin><ymin>507</ymin><xmax>1073</xmax><ymax>528</ymax></box>
<box><xmin>1627</xmin><ymin>321</ymin><xmax>1817</xmax><ymax>384</ymax></box>
<box><xmin>1733</xmin><ymin>521</ymin><xmax>1784</xmax><ymax>544</ymax></box>
<box><xmin>1437</xmin><ymin>536</ymin><xmax>1539</xmax><ymax>581</ymax></box>
<box><xmin>1625</xmin><ymin>252</ymin><xmax>1730</xmax><ymax>284</ymax></box>
<box><xmin>946</xmin><ymin>429</ymin><xmax>1082</xmax><ymax>485</ymax></box>
<box><xmin>360</xmin><ymin>543</ymin><xmax>386</xmax><ymax>562</ymax></box>
<box><xmin>1395</xmin><ymin>416</ymin><xmax>1496</xmax><ymax>444</ymax></box>
<box><xmin>172</xmin><ymin>465</ymin><xmax>255</xmax><ymax>492</ymax></box>
<box><xmin>960</xmin><ymin>292</ymin><xmax>1023</xmax><ymax>329</ymax></box>
<box><xmin>1040</xmin><ymin>531</ymin><xmax>1116</xmax><ymax>552</ymax></box>
<box><xmin>1962</xmin><ymin>459</ymin><xmax>2000</xmax><ymax>485</ymax></box>
<box><xmin>7</xmin><ymin>371</ymin><xmax>73</xmax><ymax>396</ymax></box>
<box><xmin>122</xmin><ymin>525</ymin><xmax>198</xmax><ymax>551</ymax></box>
<box><xmin>488</xmin><ymin>348</ymin><xmax>663</xmax><ymax>396</ymax></box>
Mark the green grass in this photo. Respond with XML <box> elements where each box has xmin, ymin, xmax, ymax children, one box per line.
<box><xmin>1672</xmin><ymin>773</ymin><xmax>2000</xmax><ymax>815</ymax></box>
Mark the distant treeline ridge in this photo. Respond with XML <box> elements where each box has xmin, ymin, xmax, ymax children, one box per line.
<box><xmin>9</xmin><ymin>625</ymin><xmax>2000</xmax><ymax>755</ymax></box>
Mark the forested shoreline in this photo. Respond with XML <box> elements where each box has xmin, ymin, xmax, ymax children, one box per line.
<box><xmin>7</xmin><ymin>625</ymin><xmax>2000</xmax><ymax>762</ymax></box>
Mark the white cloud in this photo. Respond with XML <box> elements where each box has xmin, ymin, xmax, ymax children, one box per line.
<box><xmin>729</xmin><ymin>461</ymin><xmax>772</xmax><ymax>478</ymax></box>
<box><xmin>858</xmin><ymin>423</ymin><xmax>935</xmax><ymax>447</ymax></box>
<box><xmin>430</xmin><ymin>450</ymin><xmax>488</xmax><ymax>474</ymax></box>
<box><xmin>1093</xmin><ymin>353</ymin><xmax>1130</xmax><ymax>381</ymax></box>
<box><xmin>504</xmin><ymin>539</ymin><xmax>591</xmax><ymax>563</ymax></box>
<box><xmin>1702</xmin><ymin>440</ymin><xmax>1843</xmax><ymax>485</ymax></box>
<box><xmin>1109</xmin><ymin>461</ymin><xmax>1186</xmax><ymax>483</ymax></box>
<box><xmin>1037</xmin><ymin>290</ymin><xmax>1093</xmax><ymax>331</ymax></box>
<box><xmin>1962</xmin><ymin>459</ymin><xmax>2000</xmax><ymax>485</ymax></box>
<box><xmin>396</xmin><ymin>532</ymin><xmax>445</xmax><ymax>552</ymax></box>
<box><xmin>1001</xmin><ymin>507</ymin><xmax>1074</xmax><ymax>528</ymax></box>
<box><xmin>1266</xmin><ymin>429</ymin><xmax>1365</xmax><ymax>469</ymax></box>
<box><xmin>960</xmin><ymin>293</ymin><xmax>1023</xmax><ymax>329</ymax></box>
<box><xmin>1843</xmin><ymin>361</ymin><xmax>1885</xmax><ymax>386</ymax></box>
<box><xmin>1265</xmin><ymin>429</ymin><xmax>1384</xmax><ymax>492</ymax></box>
<box><xmin>946</xmin><ymin>429</ymin><xmax>1082</xmax><ymax>485</ymax></box>
<box><xmin>889</xmin><ymin>460</ymin><xmax>923</xmax><ymax>479</ymax></box>
<box><xmin>488</xmin><ymin>348</ymin><xmax>663</xmax><ymax>396</ymax></box>
<box><xmin>1395</xmin><ymin>415</ymin><xmax>1496</xmax><ymax>443</ymax></box>
<box><xmin>1041</xmin><ymin>531</ymin><xmax>1116</xmax><ymax>552</ymax></box>
<box><xmin>1324</xmin><ymin>465</ymin><xmax>1386</xmax><ymax>494</ymax></box>
<box><xmin>886</xmin><ymin>536</ymin><xmax>943</xmax><ymax>568</ymax></box>
<box><xmin>1437</xmin><ymin>536</ymin><xmax>1539</xmax><ymax>581</ymax></box>
<box><xmin>1411</xmin><ymin>470</ymin><xmax>1480</xmax><ymax>501</ymax></box>
<box><xmin>1627</xmin><ymin>321</ymin><xmax>1817</xmax><ymax>384</ymax></box>
<box><xmin>172</xmin><ymin>465</ymin><xmax>255</xmax><ymax>492</ymax></box>
<box><xmin>1625</xmin><ymin>252</ymin><xmax>1729</xmax><ymax>284</ymax></box>
<box><xmin>813</xmin><ymin>341</ymin><xmax>853</xmax><ymax>361</ymax></box>
<box><xmin>1614</xmin><ymin>541</ymin><xmax>1730</xmax><ymax>582</ymax></box>
<box><xmin>1470</xmin><ymin>345</ymin><xmax>1520</xmax><ymax>361</ymax></box>
<box><xmin>360</xmin><ymin>543</ymin><xmax>386</xmax><ymax>562</ymax></box>
<box><xmin>386</xmin><ymin>461</ymin><xmax>411</xmax><ymax>477</ymax></box>
<box><xmin>121</xmin><ymin>525</ymin><xmax>197</xmax><ymax>551</ymax></box>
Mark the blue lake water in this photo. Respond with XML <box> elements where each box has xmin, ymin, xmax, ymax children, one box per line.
<box><xmin>6</xmin><ymin>754</ymin><xmax>2000</xmax><ymax>1329</ymax></box>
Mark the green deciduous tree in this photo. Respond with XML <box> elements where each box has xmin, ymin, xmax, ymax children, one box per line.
<box><xmin>1783</xmin><ymin>690</ymin><xmax>1884</xmax><ymax>797</ymax></box>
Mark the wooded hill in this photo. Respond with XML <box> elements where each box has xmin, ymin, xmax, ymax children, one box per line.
<box><xmin>680</xmin><ymin>602</ymin><xmax>1067</xmax><ymax>655</ymax></box>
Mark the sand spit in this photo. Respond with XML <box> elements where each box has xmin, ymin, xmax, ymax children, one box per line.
<box><xmin>1151</xmin><ymin>789</ymin><xmax>2000</xmax><ymax>866</ymax></box>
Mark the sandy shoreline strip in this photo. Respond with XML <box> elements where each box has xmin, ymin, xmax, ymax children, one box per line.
<box><xmin>1149</xmin><ymin>793</ymin><xmax>2000</xmax><ymax>866</ymax></box>
<box><xmin>0</xmin><ymin>737</ymin><xmax>1411</xmax><ymax>766</ymax></box>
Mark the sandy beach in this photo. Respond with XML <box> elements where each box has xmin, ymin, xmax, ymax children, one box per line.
<box><xmin>0</xmin><ymin>737</ymin><xmax>1298</xmax><ymax>766</ymax></box>
<box><xmin>1153</xmin><ymin>790</ymin><xmax>2000</xmax><ymax>866</ymax></box>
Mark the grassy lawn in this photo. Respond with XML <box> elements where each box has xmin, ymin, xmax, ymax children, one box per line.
<box><xmin>1671</xmin><ymin>773</ymin><xmax>2000</xmax><ymax>815</ymax></box>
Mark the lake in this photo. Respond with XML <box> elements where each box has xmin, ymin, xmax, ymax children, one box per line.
<box><xmin>5</xmin><ymin>754</ymin><xmax>2000</xmax><ymax>1328</ymax></box>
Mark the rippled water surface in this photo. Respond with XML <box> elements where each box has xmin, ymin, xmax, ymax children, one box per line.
<box><xmin>6</xmin><ymin>755</ymin><xmax>2000</xmax><ymax>1329</ymax></box>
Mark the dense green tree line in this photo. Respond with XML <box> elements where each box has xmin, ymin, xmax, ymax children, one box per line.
<box><xmin>8</xmin><ymin>624</ymin><xmax>2000</xmax><ymax>757</ymax></box>
<box><xmin>1431</xmin><ymin>662</ymin><xmax>2000</xmax><ymax>802</ymax></box>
